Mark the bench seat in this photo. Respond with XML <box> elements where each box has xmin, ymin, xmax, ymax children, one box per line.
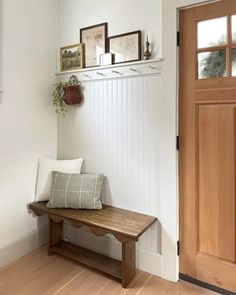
<box><xmin>29</xmin><ymin>201</ymin><xmax>157</xmax><ymax>288</ymax></box>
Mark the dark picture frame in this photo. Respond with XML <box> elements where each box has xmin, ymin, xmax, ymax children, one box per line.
<box><xmin>108</xmin><ymin>30</ymin><xmax>141</xmax><ymax>64</ymax></box>
<box><xmin>60</xmin><ymin>43</ymin><xmax>84</xmax><ymax>72</ymax></box>
<box><xmin>80</xmin><ymin>22</ymin><xmax>108</xmax><ymax>68</ymax></box>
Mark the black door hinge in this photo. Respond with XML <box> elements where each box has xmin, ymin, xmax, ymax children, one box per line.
<box><xmin>177</xmin><ymin>31</ymin><xmax>180</xmax><ymax>47</ymax></box>
<box><xmin>177</xmin><ymin>241</ymin><xmax>180</xmax><ymax>256</ymax></box>
<box><xmin>176</xmin><ymin>136</ymin><xmax>180</xmax><ymax>150</ymax></box>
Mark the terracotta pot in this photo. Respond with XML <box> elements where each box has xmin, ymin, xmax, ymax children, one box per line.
<box><xmin>63</xmin><ymin>85</ymin><xmax>82</xmax><ymax>105</ymax></box>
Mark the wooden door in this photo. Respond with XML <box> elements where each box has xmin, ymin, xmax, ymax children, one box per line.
<box><xmin>179</xmin><ymin>0</ymin><xmax>236</xmax><ymax>293</ymax></box>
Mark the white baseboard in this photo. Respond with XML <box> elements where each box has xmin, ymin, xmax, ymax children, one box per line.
<box><xmin>64</xmin><ymin>223</ymin><xmax>162</xmax><ymax>277</ymax></box>
<box><xmin>0</xmin><ymin>226</ymin><xmax>48</xmax><ymax>268</ymax></box>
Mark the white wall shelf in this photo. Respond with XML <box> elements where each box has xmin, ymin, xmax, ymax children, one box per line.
<box><xmin>56</xmin><ymin>58</ymin><xmax>164</xmax><ymax>82</ymax></box>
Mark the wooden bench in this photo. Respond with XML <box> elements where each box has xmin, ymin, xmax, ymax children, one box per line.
<box><xmin>29</xmin><ymin>202</ymin><xmax>157</xmax><ymax>288</ymax></box>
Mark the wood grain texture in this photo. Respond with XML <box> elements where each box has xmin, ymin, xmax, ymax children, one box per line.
<box><xmin>179</xmin><ymin>0</ymin><xmax>236</xmax><ymax>292</ymax></box>
<box><xmin>29</xmin><ymin>201</ymin><xmax>156</xmax><ymax>288</ymax></box>
<box><xmin>0</xmin><ymin>247</ymin><xmax>84</xmax><ymax>295</ymax></box>
<box><xmin>0</xmin><ymin>246</ymin><xmax>219</xmax><ymax>294</ymax></box>
<box><xmin>198</xmin><ymin>105</ymin><xmax>236</xmax><ymax>261</ymax></box>
<box><xmin>48</xmin><ymin>217</ymin><xmax>63</xmax><ymax>255</ymax></box>
<box><xmin>179</xmin><ymin>6</ymin><xmax>197</xmax><ymax>278</ymax></box>
<box><xmin>29</xmin><ymin>202</ymin><xmax>157</xmax><ymax>240</ymax></box>
<box><xmin>122</xmin><ymin>241</ymin><xmax>136</xmax><ymax>287</ymax></box>
<box><xmin>52</xmin><ymin>241</ymin><xmax>122</xmax><ymax>279</ymax></box>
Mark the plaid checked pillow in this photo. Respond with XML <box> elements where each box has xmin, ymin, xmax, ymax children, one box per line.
<box><xmin>47</xmin><ymin>172</ymin><xmax>103</xmax><ymax>209</ymax></box>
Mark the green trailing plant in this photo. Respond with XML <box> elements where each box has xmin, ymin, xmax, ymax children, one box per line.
<box><xmin>52</xmin><ymin>80</ymin><xmax>68</xmax><ymax>116</ymax></box>
<box><xmin>52</xmin><ymin>75</ymin><xmax>79</xmax><ymax>116</ymax></box>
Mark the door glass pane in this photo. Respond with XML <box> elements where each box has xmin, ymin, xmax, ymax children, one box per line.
<box><xmin>197</xmin><ymin>17</ymin><xmax>227</xmax><ymax>48</ymax></box>
<box><xmin>232</xmin><ymin>15</ymin><xmax>236</xmax><ymax>43</ymax></box>
<box><xmin>198</xmin><ymin>50</ymin><xmax>226</xmax><ymax>79</ymax></box>
<box><xmin>232</xmin><ymin>48</ymin><xmax>236</xmax><ymax>76</ymax></box>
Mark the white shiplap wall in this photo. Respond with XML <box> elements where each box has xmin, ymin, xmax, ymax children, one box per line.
<box><xmin>58</xmin><ymin>74</ymin><xmax>162</xmax><ymax>275</ymax></box>
<box><xmin>0</xmin><ymin>0</ymin><xmax>2</xmax><ymax>98</ymax></box>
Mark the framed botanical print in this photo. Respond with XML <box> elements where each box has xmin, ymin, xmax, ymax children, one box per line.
<box><xmin>60</xmin><ymin>43</ymin><xmax>84</xmax><ymax>72</ymax></box>
<box><xmin>80</xmin><ymin>23</ymin><xmax>108</xmax><ymax>68</ymax></box>
<box><xmin>108</xmin><ymin>30</ymin><xmax>141</xmax><ymax>64</ymax></box>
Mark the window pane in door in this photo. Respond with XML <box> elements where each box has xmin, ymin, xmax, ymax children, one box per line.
<box><xmin>197</xmin><ymin>17</ymin><xmax>227</xmax><ymax>49</ymax></box>
<box><xmin>232</xmin><ymin>15</ymin><xmax>236</xmax><ymax>43</ymax></box>
<box><xmin>232</xmin><ymin>48</ymin><xmax>236</xmax><ymax>76</ymax></box>
<box><xmin>198</xmin><ymin>50</ymin><xmax>226</xmax><ymax>79</ymax></box>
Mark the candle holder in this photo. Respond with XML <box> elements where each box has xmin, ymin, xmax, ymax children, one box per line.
<box><xmin>144</xmin><ymin>35</ymin><xmax>151</xmax><ymax>60</ymax></box>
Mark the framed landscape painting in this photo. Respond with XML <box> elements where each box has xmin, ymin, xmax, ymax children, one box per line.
<box><xmin>80</xmin><ymin>23</ymin><xmax>108</xmax><ymax>68</ymax></box>
<box><xmin>108</xmin><ymin>30</ymin><xmax>141</xmax><ymax>64</ymax></box>
<box><xmin>60</xmin><ymin>43</ymin><xmax>84</xmax><ymax>72</ymax></box>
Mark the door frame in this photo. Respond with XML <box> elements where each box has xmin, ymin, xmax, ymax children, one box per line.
<box><xmin>161</xmin><ymin>0</ymin><xmax>217</xmax><ymax>282</ymax></box>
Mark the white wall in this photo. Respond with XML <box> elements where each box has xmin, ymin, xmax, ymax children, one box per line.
<box><xmin>0</xmin><ymin>0</ymin><xmax>216</xmax><ymax>280</ymax></box>
<box><xmin>0</xmin><ymin>0</ymin><xmax>2</xmax><ymax>96</ymax></box>
<box><xmin>58</xmin><ymin>0</ymin><xmax>165</xmax><ymax>279</ymax></box>
<box><xmin>57</xmin><ymin>0</ymin><xmax>218</xmax><ymax>282</ymax></box>
<box><xmin>0</xmin><ymin>0</ymin><xmax>58</xmax><ymax>266</ymax></box>
<box><xmin>58</xmin><ymin>73</ymin><xmax>163</xmax><ymax>275</ymax></box>
<box><xmin>161</xmin><ymin>0</ymin><xmax>218</xmax><ymax>280</ymax></box>
<box><xmin>58</xmin><ymin>0</ymin><xmax>162</xmax><ymax>62</ymax></box>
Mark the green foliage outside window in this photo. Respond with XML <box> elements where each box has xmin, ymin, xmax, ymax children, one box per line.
<box><xmin>200</xmin><ymin>33</ymin><xmax>236</xmax><ymax>78</ymax></box>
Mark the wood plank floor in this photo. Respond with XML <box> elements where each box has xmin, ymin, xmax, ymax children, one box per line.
<box><xmin>0</xmin><ymin>246</ymin><xmax>219</xmax><ymax>295</ymax></box>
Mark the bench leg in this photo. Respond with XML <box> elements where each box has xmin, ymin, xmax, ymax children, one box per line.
<box><xmin>122</xmin><ymin>241</ymin><xmax>136</xmax><ymax>288</ymax></box>
<box><xmin>48</xmin><ymin>217</ymin><xmax>63</xmax><ymax>255</ymax></box>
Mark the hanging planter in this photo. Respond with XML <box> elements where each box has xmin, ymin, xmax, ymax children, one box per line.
<box><xmin>63</xmin><ymin>85</ymin><xmax>81</xmax><ymax>105</ymax></box>
<box><xmin>52</xmin><ymin>75</ymin><xmax>81</xmax><ymax>116</ymax></box>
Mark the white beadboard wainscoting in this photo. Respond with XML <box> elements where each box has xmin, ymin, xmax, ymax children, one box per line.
<box><xmin>58</xmin><ymin>72</ymin><xmax>163</xmax><ymax>276</ymax></box>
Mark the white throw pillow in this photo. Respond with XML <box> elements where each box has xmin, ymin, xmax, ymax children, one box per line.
<box><xmin>35</xmin><ymin>157</ymin><xmax>83</xmax><ymax>202</ymax></box>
